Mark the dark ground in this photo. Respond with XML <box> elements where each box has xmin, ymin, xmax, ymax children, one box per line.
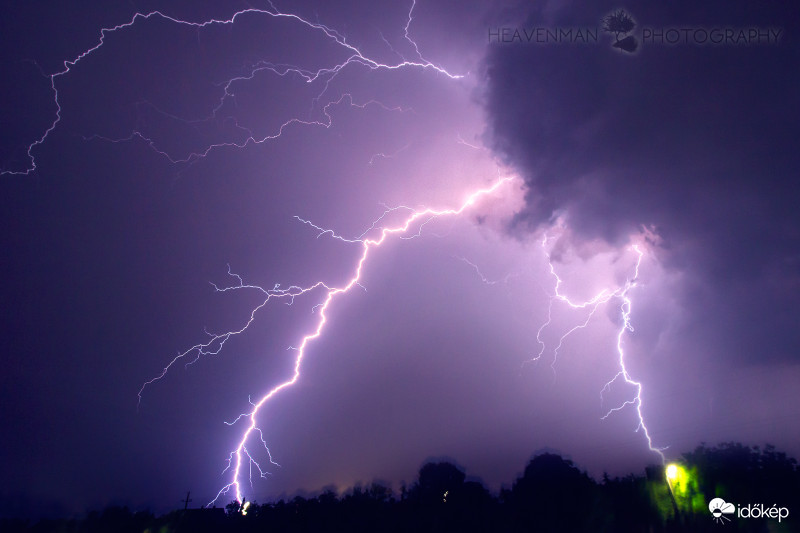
<box><xmin>3</xmin><ymin>442</ymin><xmax>798</xmax><ymax>533</ymax></box>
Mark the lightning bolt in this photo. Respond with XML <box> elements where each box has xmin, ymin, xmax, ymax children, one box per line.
<box><xmin>1</xmin><ymin>1</ymin><xmax>461</xmax><ymax>176</ymax></box>
<box><xmin>533</xmin><ymin>236</ymin><xmax>665</xmax><ymax>462</ymax></box>
<box><xmin>456</xmin><ymin>256</ymin><xmax>513</xmax><ymax>285</ymax></box>
<box><xmin>600</xmin><ymin>246</ymin><xmax>666</xmax><ymax>463</ymax></box>
<box><xmin>529</xmin><ymin>235</ymin><xmax>614</xmax><ymax>375</ymax></box>
<box><xmin>138</xmin><ymin>176</ymin><xmax>513</xmax><ymax>504</ymax></box>
<box><xmin>369</xmin><ymin>143</ymin><xmax>412</xmax><ymax>166</ymax></box>
<box><xmin>210</xmin><ymin>176</ymin><xmax>512</xmax><ymax>504</ymax></box>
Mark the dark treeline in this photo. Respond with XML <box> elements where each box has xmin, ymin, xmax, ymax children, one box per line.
<box><xmin>3</xmin><ymin>442</ymin><xmax>798</xmax><ymax>533</ymax></box>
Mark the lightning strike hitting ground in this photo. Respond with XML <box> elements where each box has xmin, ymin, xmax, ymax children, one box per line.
<box><xmin>16</xmin><ymin>0</ymin><xmax>507</xmax><ymax>505</ymax></box>
<box><xmin>211</xmin><ymin>176</ymin><xmax>513</xmax><ymax>504</ymax></box>
<box><xmin>140</xmin><ymin>176</ymin><xmax>513</xmax><ymax>505</ymax></box>
<box><xmin>600</xmin><ymin>246</ymin><xmax>666</xmax><ymax>463</ymax></box>
<box><xmin>533</xmin><ymin>237</ymin><xmax>666</xmax><ymax>462</ymax></box>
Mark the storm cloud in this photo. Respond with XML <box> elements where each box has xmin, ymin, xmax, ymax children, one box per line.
<box><xmin>483</xmin><ymin>0</ymin><xmax>800</xmax><ymax>365</ymax></box>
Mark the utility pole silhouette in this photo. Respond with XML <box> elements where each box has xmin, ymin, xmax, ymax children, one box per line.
<box><xmin>181</xmin><ymin>491</ymin><xmax>192</xmax><ymax>511</ymax></box>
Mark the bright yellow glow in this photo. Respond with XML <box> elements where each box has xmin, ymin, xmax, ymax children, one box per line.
<box><xmin>666</xmin><ymin>464</ymin><xmax>679</xmax><ymax>481</ymax></box>
<box><xmin>662</xmin><ymin>463</ymin><xmax>706</xmax><ymax>514</ymax></box>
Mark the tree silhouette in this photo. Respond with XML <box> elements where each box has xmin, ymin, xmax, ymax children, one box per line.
<box><xmin>6</xmin><ymin>443</ymin><xmax>799</xmax><ymax>532</ymax></box>
<box><xmin>408</xmin><ymin>462</ymin><xmax>466</xmax><ymax>505</ymax></box>
<box><xmin>504</xmin><ymin>453</ymin><xmax>600</xmax><ymax>532</ymax></box>
<box><xmin>602</xmin><ymin>10</ymin><xmax>638</xmax><ymax>53</ymax></box>
<box><xmin>602</xmin><ymin>10</ymin><xmax>635</xmax><ymax>42</ymax></box>
<box><xmin>683</xmin><ymin>442</ymin><xmax>800</xmax><ymax>509</ymax></box>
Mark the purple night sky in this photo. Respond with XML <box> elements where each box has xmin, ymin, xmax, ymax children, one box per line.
<box><xmin>1</xmin><ymin>0</ymin><xmax>798</xmax><ymax>518</ymax></box>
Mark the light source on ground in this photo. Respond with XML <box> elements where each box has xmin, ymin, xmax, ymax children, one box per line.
<box><xmin>666</xmin><ymin>463</ymin><xmax>678</xmax><ymax>482</ymax></box>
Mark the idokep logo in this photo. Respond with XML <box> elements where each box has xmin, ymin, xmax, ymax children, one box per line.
<box><xmin>709</xmin><ymin>497</ymin><xmax>790</xmax><ymax>525</ymax></box>
<box><xmin>708</xmin><ymin>498</ymin><xmax>735</xmax><ymax>524</ymax></box>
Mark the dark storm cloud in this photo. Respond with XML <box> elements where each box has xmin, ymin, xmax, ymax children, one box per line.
<box><xmin>483</xmin><ymin>0</ymin><xmax>800</xmax><ymax>363</ymax></box>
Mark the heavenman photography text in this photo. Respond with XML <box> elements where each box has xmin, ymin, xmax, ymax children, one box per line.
<box><xmin>1</xmin><ymin>1</ymin><xmax>798</xmax><ymax>532</ymax></box>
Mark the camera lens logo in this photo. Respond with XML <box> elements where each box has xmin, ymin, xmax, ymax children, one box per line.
<box><xmin>709</xmin><ymin>498</ymin><xmax>736</xmax><ymax>524</ymax></box>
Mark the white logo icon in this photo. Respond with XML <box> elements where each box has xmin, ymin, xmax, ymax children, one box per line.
<box><xmin>709</xmin><ymin>498</ymin><xmax>736</xmax><ymax>524</ymax></box>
